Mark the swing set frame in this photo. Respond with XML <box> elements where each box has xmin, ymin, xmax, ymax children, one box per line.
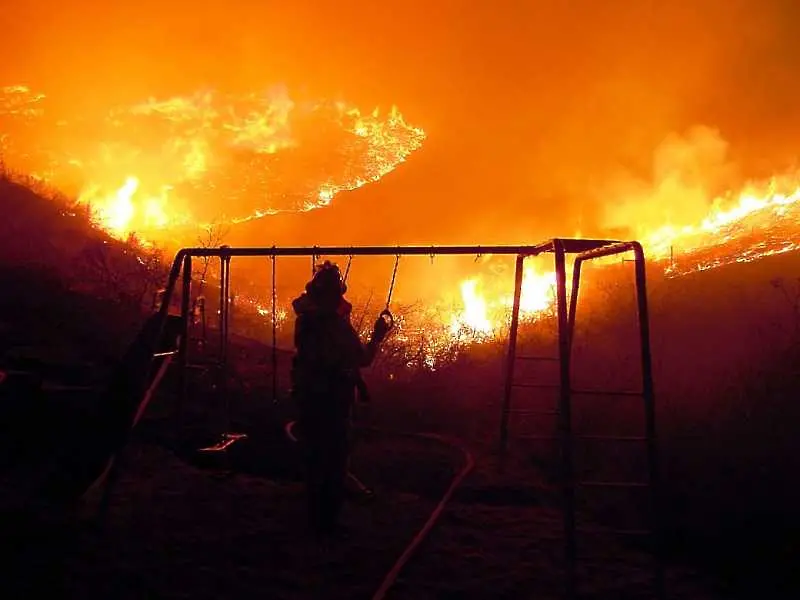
<box><xmin>152</xmin><ymin>237</ymin><xmax>661</xmax><ymax>600</ymax></box>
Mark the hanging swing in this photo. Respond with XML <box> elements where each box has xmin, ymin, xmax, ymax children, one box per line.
<box><xmin>197</xmin><ymin>254</ymin><xmax>247</xmax><ymax>454</ymax></box>
<box><xmin>343</xmin><ymin>254</ymin><xmax>354</xmax><ymax>286</ymax></box>
<box><xmin>379</xmin><ymin>254</ymin><xmax>400</xmax><ymax>332</ymax></box>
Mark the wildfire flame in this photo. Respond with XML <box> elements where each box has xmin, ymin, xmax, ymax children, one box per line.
<box><xmin>0</xmin><ymin>85</ymin><xmax>426</xmax><ymax>242</ymax></box>
<box><xmin>449</xmin><ymin>172</ymin><xmax>800</xmax><ymax>340</ymax></box>
<box><xmin>642</xmin><ymin>174</ymin><xmax>800</xmax><ymax>273</ymax></box>
<box><xmin>4</xmin><ymin>85</ymin><xmax>800</xmax><ymax>359</ymax></box>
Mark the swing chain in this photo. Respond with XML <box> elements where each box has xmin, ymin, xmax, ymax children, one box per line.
<box><xmin>343</xmin><ymin>254</ymin><xmax>354</xmax><ymax>284</ymax></box>
<box><xmin>311</xmin><ymin>246</ymin><xmax>320</xmax><ymax>276</ymax></box>
<box><xmin>385</xmin><ymin>254</ymin><xmax>401</xmax><ymax>311</ymax></box>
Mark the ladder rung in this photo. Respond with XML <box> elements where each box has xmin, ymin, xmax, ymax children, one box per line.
<box><xmin>577</xmin><ymin>480</ymin><xmax>648</xmax><ymax>488</ymax></box>
<box><xmin>512</xmin><ymin>383</ymin><xmax>560</xmax><ymax>389</ymax></box>
<box><xmin>516</xmin><ymin>355</ymin><xmax>558</xmax><ymax>361</ymax></box>
<box><xmin>577</xmin><ymin>527</ymin><xmax>651</xmax><ymax>537</ymax></box>
<box><xmin>571</xmin><ymin>389</ymin><xmax>643</xmax><ymax>397</ymax></box>
<box><xmin>509</xmin><ymin>409</ymin><xmax>559</xmax><ymax>416</ymax></box>
<box><xmin>575</xmin><ymin>435</ymin><xmax>646</xmax><ymax>442</ymax></box>
<box><xmin>153</xmin><ymin>350</ymin><xmax>179</xmax><ymax>358</ymax></box>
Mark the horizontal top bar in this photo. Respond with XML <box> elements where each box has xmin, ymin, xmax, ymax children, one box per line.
<box><xmin>174</xmin><ymin>238</ymin><xmax>633</xmax><ymax>258</ymax></box>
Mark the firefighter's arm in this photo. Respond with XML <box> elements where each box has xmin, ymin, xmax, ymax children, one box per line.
<box><xmin>360</xmin><ymin>313</ymin><xmax>391</xmax><ymax>366</ymax></box>
<box><xmin>362</xmin><ymin>337</ymin><xmax>380</xmax><ymax>366</ymax></box>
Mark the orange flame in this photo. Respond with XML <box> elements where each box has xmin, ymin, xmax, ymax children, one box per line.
<box><xmin>0</xmin><ymin>86</ymin><xmax>426</xmax><ymax>243</ymax></box>
<box><xmin>5</xmin><ymin>89</ymin><xmax>800</xmax><ymax>359</ymax></box>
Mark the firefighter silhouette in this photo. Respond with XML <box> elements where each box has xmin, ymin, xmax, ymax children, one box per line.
<box><xmin>291</xmin><ymin>260</ymin><xmax>391</xmax><ymax>536</ymax></box>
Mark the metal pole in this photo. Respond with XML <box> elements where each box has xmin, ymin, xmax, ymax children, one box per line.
<box><xmin>167</xmin><ymin>240</ymin><xmax>625</xmax><ymax>259</ymax></box>
<box><xmin>221</xmin><ymin>255</ymin><xmax>231</xmax><ymax>432</ymax></box>
<box><xmin>219</xmin><ymin>255</ymin><xmax>226</xmax><ymax>362</ymax></box>
<box><xmin>200</xmin><ymin>297</ymin><xmax>206</xmax><ymax>344</ymax></box>
<box><xmin>271</xmin><ymin>255</ymin><xmax>278</xmax><ymax>404</ymax></box>
<box><xmin>178</xmin><ymin>254</ymin><xmax>192</xmax><ymax>421</ymax></box>
<box><xmin>567</xmin><ymin>257</ymin><xmax>583</xmax><ymax>353</ymax></box>
<box><xmin>632</xmin><ymin>242</ymin><xmax>664</xmax><ymax>600</ymax></box>
<box><xmin>499</xmin><ymin>254</ymin><xmax>525</xmax><ymax>461</ymax></box>
<box><xmin>554</xmin><ymin>240</ymin><xmax>576</xmax><ymax>600</ymax></box>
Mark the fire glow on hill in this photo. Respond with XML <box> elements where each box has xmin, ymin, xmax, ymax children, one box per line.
<box><xmin>0</xmin><ymin>85</ymin><xmax>426</xmax><ymax>238</ymax></box>
<box><xmin>3</xmin><ymin>85</ymin><xmax>800</xmax><ymax>359</ymax></box>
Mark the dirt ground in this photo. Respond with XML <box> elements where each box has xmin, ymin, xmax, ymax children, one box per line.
<box><xmin>0</xmin><ymin>383</ymin><xmax>727</xmax><ymax>600</ymax></box>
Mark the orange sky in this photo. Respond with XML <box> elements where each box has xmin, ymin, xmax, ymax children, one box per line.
<box><xmin>2</xmin><ymin>1</ymin><xmax>799</xmax><ymax>249</ymax></box>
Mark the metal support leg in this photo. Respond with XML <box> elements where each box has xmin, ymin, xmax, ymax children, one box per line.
<box><xmin>219</xmin><ymin>254</ymin><xmax>231</xmax><ymax>432</ymax></box>
<box><xmin>178</xmin><ymin>255</ymin><xmax>192</xmax><ymax>421</ymax></box>
<box><xmin>499</xmin><ymin>254</ymin><xmax>526</xmax><ymax>461</ymax></box>
<box><xmin>632</xmin><ymin>242</ymin><xmax>664</xmax><ymax>600</ymax></box>
<box><xmin>555</xmin><ymin>241</ymin><xmax>576</xmax><ymax>600</ymax></box>
<box><xmin>567</xmin><ymin>257</ymin><xmax>583</xmax><ymax>353</ymax></box>
<box><xmin>219</xmin><ymin>255</ymin><xmax>227</xmax><ymax>362</ymax></box>
<box><xmin>271</xmin><ymin>254</ymin><xmax>278</xmax><ymax>405</ymax></box>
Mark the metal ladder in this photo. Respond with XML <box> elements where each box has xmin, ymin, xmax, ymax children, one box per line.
<box><xmin>499</xmin><ymin>251</ymin><xmax>663</xmax><ymax>600</ymax></box>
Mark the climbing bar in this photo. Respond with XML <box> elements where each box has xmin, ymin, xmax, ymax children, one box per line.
<box><xmin>570</xmin><ymin>389</ymin><xmax>644</xmax><ymax>397</ymax></box>
<box><xmin>577</xmin><ymin>481</ymin><xmax>649</xmax><ymax>488</ymax></box>
<box><xmin>508</xmin><ymin>409</ymin><xmax>559</xmax><ymax>416</ymax></box>
<box><xmin>511</xmin><ymin>383</ymin><xmax>560</xmax><ymax>389</ymax></box>
<box><xmin>575</xmin><ymin>435</ymin><xmax>647</xmax><ymax>442</ymax></box>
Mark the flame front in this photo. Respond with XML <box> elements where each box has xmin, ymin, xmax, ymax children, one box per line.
<box><xmin>4</xmin><ymin>84</ymin><xmax>800</xmax><ymax>364</ymax></box>
<box><xmin>641</xmin><ymin>174</ymin><xmax>800</xmax><ymax>273</ymax></box>
<box><xmin>449</xmin><ymin>265</ymin><xmax>559</xmax><ymax>339</ymax></box>
<box><xmin>0</xmin><ymin>85</ymin><xmax>426</xmax><ymax>243</ymax></box>
<box><xmin>445</xmin><ymin>171</ymin><xmax>800</xmax><ymax>345</ymax></box>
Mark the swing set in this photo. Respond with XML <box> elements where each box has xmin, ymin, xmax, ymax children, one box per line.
<box><xmin>151</xmin><ymin>238</ymin><xmax>662</xmax><ymax>600</ymax></box>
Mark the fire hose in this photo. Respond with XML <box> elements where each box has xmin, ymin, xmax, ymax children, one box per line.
<box><xmin>368</xmin><ymin>429</ymin><xmax>475</xmax><ymax>600</ymax></box>
<box><xmin>283</xmin><ymin>421</ymin><xmax>475</xmax><ymax>600</ymax></box>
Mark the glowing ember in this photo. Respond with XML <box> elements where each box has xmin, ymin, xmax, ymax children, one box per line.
<box><xmin>0</xmin><ymin>85</ymin><xmax>426</xmax><ymax>243</ymax></box>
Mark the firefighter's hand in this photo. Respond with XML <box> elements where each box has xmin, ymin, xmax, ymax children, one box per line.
<box><xmin>372</xmin><ymin>312</ymin><xmax>392</xmax><ymax>342</ymax></box>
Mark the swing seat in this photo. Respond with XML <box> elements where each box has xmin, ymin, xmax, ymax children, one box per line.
<box><xmin>345</xmin><ymin>471</ymin><xmax>376</xmax><ymax>503</ymax></box>
<box><xmin>197</xmin><ymin>432</ymin><xmax>248</xmax><ymax>453</ymax></box>
<box><xmin>284</xmin><ymin>419</ymin><xmax>301</xmax><ymax>443</ymax></box>
<box><xmin>0</xmin><ymin>312</ymin><xmax>181</xmax><ymax>514</ymax></box>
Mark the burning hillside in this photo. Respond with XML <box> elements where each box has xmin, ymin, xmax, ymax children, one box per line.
<box><xmin>0</xmin><ymin>85</ymin><xmax>425</xmax><ymax>241</ymax></box>
<box><xmin>4</xmin><ymin>84</ymin><xmax>800</xmax><ymax>363</ymax></box>
<box><xmin>603</xmin><ymin>126</ymin><xmax>800</xmax><ymax>276</ymax></box>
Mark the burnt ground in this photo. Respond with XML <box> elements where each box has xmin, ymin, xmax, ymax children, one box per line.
<box><xmin>0</xmin><ymin>354</ymin><xmax>725</xmax><ymax>600</ymax></box>
<box><xmin>0</xmin><ymin>271</ymin><xmax>777</xmax><ymax>598</ymax></box>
